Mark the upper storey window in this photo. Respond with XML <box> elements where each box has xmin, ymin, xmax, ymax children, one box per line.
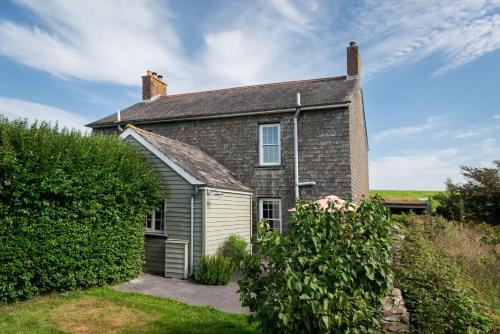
<box><xmin>259</xmin><ymin>123</ymin><xmax>281</xmax><ymax>166</ymax></box>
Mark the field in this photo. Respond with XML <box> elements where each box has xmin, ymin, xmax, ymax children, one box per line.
<box><xmin>369</xmin><ymin>190</ymin><xmax>442</xmax><ymax>200</ymax></box>
<box><xmin>0</xmin><ymin>287</ymin><xmax>257</xmax><ymax>334</ymax></box>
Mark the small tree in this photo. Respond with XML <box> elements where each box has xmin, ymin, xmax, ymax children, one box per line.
<box><xmin>238</xmin><ymin>197</ymin><xmax>393</xmax><ymax>333</ymax></box>
<box><xmin>435</xmin><ymin>161</ymin><xmax>499</xmax><ymax>225</ymax></box>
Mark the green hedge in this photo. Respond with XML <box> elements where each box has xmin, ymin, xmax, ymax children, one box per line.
<box><xmin>239</xmin><ymin>197</ymin><xmax>393</xmax><ymax>333</ymax></box>
<box><xmin>0</xmin><ymin>118</ymin><xmax>162</xmax><ymax>304</ymax></box>
<box><xmin>396</xmin><ymin>227</ymin><xmax>494</xmax><ymax>333</ymax></box>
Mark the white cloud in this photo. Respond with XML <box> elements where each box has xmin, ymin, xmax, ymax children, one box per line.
<box><xmin>0</xmin><ymin>0</ymin><xmax>498</xmax><ymax>90</ymax></box>
<box><xmin>374</xmin><ymin>115</ymin><xmax>444</xmax><ymax>140</ymax></box>
<box><xmin>0</xmin><ymin>97</ymin><xmax>91</xmax><ymax>132</ymax></box>
<box><xmin>494</xmin><ymin>115</ymin><xmax>500</xmax><ymax>119</ymax></box>
<box><xmin>450</xmin><ymin>124</ymin><xmax>500</xmax><ymax>139</ymax></box>
<box><xmin>370</xmin><ymin>139</ymin><xmax>499</xmax><ymax>190</ymax></box>
<box><xmin>370</xmin><ymin>152</ymin><xmax>461</xmax><ymax>190</ymax></box>
<box><xmin>350</xmin><ymin>0</ymin><xmax>500</xmax><ymax>77</ymax></box>
<box><xmin>0</xmin><ymin>0</ymin><xmax>190</xmax><ymax>87</ymax></box>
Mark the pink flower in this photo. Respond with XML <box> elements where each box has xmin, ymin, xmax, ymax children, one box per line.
<box><xmin>288</xmin><ymin>195</ymin><xmax>356</xmax><ymax>212</ymax></box>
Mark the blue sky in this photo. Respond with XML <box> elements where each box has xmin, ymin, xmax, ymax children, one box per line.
<box><xmin>0</xmin><ymin>0</ymin><xmax>499</xmax><ymax>190</ymax></box>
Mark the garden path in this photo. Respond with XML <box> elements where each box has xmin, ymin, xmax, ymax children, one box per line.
<box><xmin>114</xmin><ymin>274</ymin><xmax>249</xmax><ymax>314</ymax></box>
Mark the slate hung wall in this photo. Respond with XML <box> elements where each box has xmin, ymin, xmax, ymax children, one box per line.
<box><xmin>93</xmin><ymin>90</ymin><xmax>367</xmax><ymax>231</ymax></box>
<box><xmin>90</xmin><ymin>42</ymin><xmax>369</xmax><ymax>232</ymax></box>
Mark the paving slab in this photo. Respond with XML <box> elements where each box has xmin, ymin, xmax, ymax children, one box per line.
<box><xmin>114</xmin><ymin>274</ymin><xmax>249</xmax><ymax>314</ymax></box>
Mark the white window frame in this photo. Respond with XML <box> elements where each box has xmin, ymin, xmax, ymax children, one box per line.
<box><xmin>259</xmin><ymin>123</ymin><xmax>281</xmax><ymax>166</ymax></box>
<box><xmin>258</xmin><ymin>198</ymin><xmax>282</xmax><ymax>233</ymax></box>
<box><xmin>145</xmin><ymin>201</ymin><xmax>166</xmax><ymax>234</ymax></box>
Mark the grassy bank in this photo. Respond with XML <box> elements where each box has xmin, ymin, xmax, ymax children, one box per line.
<box><xmin>370</xmin><ymin>190</ymin><xmax>442</xmax><ymax>200</ymax></box>
<box><xmin>395</xmin><ymin>214</ymin><xmax>499</xmax><ymax>332</ymax></box>
<box><xmin>0</xmin><ymin>287</ymin><xmax>257</xmax><ymax>334</ymax></box>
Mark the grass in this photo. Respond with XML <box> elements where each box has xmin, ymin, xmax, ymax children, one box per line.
<box><xmin>369</xmin><ymin>190</ymin><xmax>442</xmax><ymax>200</ymax></box>
<box><xmin>427</xmin><ymin>220</ymin><xmax>499</xmax><ymax>312</ymax></box>
<box><xmin>0</xmin><ymin>287</ymin><xmax>257</xmax><ymax>334</ymax></box>
<box><xmin>396</xmin><ymin>214</ymin><xmax>499</xmax><ymax>325</ymax></box>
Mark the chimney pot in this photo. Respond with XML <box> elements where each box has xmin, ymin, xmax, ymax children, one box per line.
<box><xmin>142</xmin><ymin>70</ymin><xmax>167</xmax><ymax>100</ymax></box>
<box><xmin>347</xmin><ymin>41</ymin><xmax>361</xmax><ymax>79</ymax></box>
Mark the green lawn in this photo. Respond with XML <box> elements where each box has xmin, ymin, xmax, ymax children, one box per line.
<box><xmin>0</xmin><ymin>287</ymin><xmax>257</xmax><ymax>334</ymax></box>
<box><xmin>369</xmin><ymin>190</ymin><xmax>442</xmax><ymax>200</ymax></box>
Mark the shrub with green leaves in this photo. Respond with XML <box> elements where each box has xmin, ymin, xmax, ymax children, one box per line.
<box><xmin>220</xmin><ymin>235</ymin><xmax>249</xmax><ymax>270</ymax></box>
<box><xmin>0</xmin><ymin>118</ymin><xmax>162</xmax><ymax>305</ymax></box>
<box><xmin>238</xmin><ymin>197</ymin><xmax>393</xmax><ymax>333</ymax></box>
<box><xmin>194</xmin><ymin>253</ymin><xmax>234</xmax><ymax>285</ymax></box>
<box><xmin>396</xmin><ymin>228</ymin><xmax>494</xmax><ymax>333</ymax></box>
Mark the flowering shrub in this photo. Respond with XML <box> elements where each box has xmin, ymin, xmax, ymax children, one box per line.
<box><xmin>238</xmin><ymin>196</ymin><xmax>393</xmax><ymax>333</ymax></box>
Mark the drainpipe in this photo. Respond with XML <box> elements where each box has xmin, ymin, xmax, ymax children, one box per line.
<box><xmin>294</xmin><ymin>93</ymin><xmax>301</xmax><ymax>201</ymax></box>
<box><xmin>116</xmin><ymin>110</ymin><xmax>123</xmax><ymax>131</ymax></box>
<box><xmin>189</xmin><ymin>186</ymin><xmax>197</xmax><ymax>276</ymax></box>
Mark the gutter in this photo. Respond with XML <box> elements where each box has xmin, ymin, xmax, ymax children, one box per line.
<box><xmin>88</xmin><ymin>102</ymin><xmax>350</xmax><ymax>128</ymax></box>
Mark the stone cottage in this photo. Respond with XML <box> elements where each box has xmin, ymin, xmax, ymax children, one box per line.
<box><xmin>87</xmin><ymin>41</ymin><xmax>369</xmax><ymax>277</ymax></box>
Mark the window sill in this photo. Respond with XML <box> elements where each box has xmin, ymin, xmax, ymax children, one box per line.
<box><xmin>145</xmin><ymin>233</ymin><xmax>168</xmax><ymax>238</ymax></box>
<box><xmin>254</xmin><ymin>165</ymin><xmax>284</xmax><ymax>170</ymax></box>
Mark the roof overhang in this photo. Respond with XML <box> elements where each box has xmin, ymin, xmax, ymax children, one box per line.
<box><xmin>87</xmin><ymin>102</ymin><xmax>350</xmax><ymax>129</ymax></box>
<box><xmin>119</xmin><ymin>127</ymin><xmax>205</xmax><ymax>186</ymax></box>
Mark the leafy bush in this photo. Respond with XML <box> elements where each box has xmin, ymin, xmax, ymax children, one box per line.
<box><xmin>220</xmin><ymin>235</ymin><xmax>249</xmax><ymax>270</ymax></box>
<box><xmin>0</xmin><ymin>118</ymin><xmax>162</xmax><ymax>304</ymax></box>
<box><xmin>194</xmin><ymin>253</ymin><xmax>234</xmax><ymax>285</ymax></box>
<box><xmin>396</xmin><ymin>225</ymin><xmax>494</xmax><ymax>333</ymax></box>
<box><xmin>435</xmin><ymin>161</ymin><xmax>499</xmax><ymax>225</ymax></box>
<box><xmin>238</xmin><ymin>197</ymin><xmax>393</xmax><ymax>333</ymax></box>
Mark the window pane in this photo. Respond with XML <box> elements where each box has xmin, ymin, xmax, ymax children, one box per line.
<box><xmin>260</xmin><ymin>199</ymin><xmax>281</xmax><ymax>232</ymax></box>
<box><xmin>263</xmin><ymin>145</ymin><xmax>279</xmax><ymax>164</ymax></box>
<box><xmin>155</xmin><ymin>219</ymin><xmax>162</xmax><ymax>231</ymax></box>
<box><xmin>270</xmin><ymin>126</ymin><xmax>278</xmax><ymax>144</ymax></box>
<box><xmin>269</xmin><ymin>220</ymin><xmax>279</xmax><ymax>231</ymax></box>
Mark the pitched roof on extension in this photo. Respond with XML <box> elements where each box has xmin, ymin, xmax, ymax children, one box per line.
<box><xmin>88</xmin><ymin>76</ymin><xmax>358</xmax><ymax>127</ymax></box>
<box><xmin>120</xmin><ymin>125</ymin><xmax>252</xmax><ymax>193</ymax></box>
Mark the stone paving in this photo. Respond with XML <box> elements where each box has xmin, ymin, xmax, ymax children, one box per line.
<box><xmin>114</xmin><ymin>274</ymin><xmax>248</xmax><ymax>314</ymax></box>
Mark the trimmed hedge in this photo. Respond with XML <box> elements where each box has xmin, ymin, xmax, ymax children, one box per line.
<box><xmin>0</xmin><ymin>118</ymin><xmax>162</xmax><ymax>304</ymax></box>
<box><xmin>239</xmin><ymin>197</ymin><xmax>393</xmax><ymax>333</ymax></box>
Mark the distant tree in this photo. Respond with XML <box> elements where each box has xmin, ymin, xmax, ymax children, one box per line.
<box><xmin>435</xmin><ymin>161</ymin><xmax>499</xmax><ymax>225</ymax></box>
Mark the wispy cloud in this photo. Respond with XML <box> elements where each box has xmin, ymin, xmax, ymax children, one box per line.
<box><xmin>1</xmin><ymin>0</ymin><xmax>497</xmax><ymax>91</ymax></box>
<box><xmin>0</xmin><ymin>0</ymin><xmax>190</xmax><ymax>87</ymax></box>
<box><xmin>351</xmin><ymin>0</ymin><xmax>500</xmax><ymax>77</ymax></box>
<box><xmin>0</xmin><ymin>97</ymin><xmax>91</xmax><ymax>132</ymax></box>
<box><xmin>374</xmin><ymin>116</ymin><xmax>445</xmax><ymax>140</ymax></box>
<box><xmin>370</xmin><ymin>139</ymin><xmax>499</xmax><ymax>190</ymax></box>
<box><xmin>436</xmin><ymin>124</ymin><xmax>500</xmax><ymax>139</ymax></box>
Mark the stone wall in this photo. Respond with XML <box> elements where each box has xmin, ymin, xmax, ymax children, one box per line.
<box><xmin>380</xmin><ymin>226</ymin><xmax>410</xmax><ymax>333</ymax></box>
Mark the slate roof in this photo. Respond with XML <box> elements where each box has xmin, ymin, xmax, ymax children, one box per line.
<box><xmin>126</xmin><ymin>126</ymin><xmax>252</xmax><ymax>192</ymax></box>
<box><xmin>88</xmin><ymin>76</ymin><xmax>358</xmax><ymax>127</ymax></box>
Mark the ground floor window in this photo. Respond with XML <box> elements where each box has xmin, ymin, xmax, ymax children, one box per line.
<box><xmin>259</xmin><ymin>198</ymin><xmax>282</xmax><ymax>233</ymax></box>
<box><xmin>146</xmin><ymin>201</ymin><xmax>165</xmax><ymax>234</ymax></box>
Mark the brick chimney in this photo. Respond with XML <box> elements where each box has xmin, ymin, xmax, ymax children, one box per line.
<box><xmin>347</xmin><ymin>41</ymin><xmax>361</xmax><ymax>79</ymax></box>
<box><xmin>142</xmin><ymin>70</ymin><xmax>167</xmax><ymax>100</ymax></box>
